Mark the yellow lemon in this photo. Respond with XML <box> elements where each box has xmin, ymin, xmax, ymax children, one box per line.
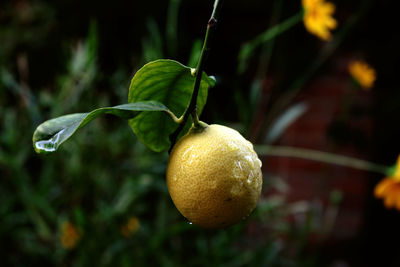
<box><xmin>167</xmin><ymin>123</ymin><xmax>263</xmax><ymax>228</ymax></box>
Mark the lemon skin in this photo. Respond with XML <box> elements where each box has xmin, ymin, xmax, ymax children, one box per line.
<box><xmin>167</xmin><ymin>124</ymin><xmax>263</xmax><ymax>228</ymax></box>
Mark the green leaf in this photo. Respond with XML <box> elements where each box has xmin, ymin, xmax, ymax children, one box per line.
<box><xmin>264</xmin><ymin>102</ymin><xmax>308</xmax><ymax>144</ymax></box>
<box><xmin>32</xmin><ymin>101</ymin><xmax>172</xmax><ymax>154</ymax></box>
<box><xmin>187</xmin><ymin>39</ymin><xmax>202</xmax><ymax>67</ymax></box>
<box><xmin>128</xmin><ymin>59</ymin><xmax>214</xmax><ymax>152</ymax></box>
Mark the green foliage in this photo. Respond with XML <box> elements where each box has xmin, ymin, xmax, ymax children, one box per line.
<box><xmin>141</xmin><ymin>18</ymin><xmax>164</xmax><ymax>63</ymax></box>
<box><xmin>264</xmin><ymin>102</ymin><xmax>308</xmax><ymax>144</ymax></box>
<box><xmin>32</xmin><ymin>101</ymin><xmax>172</xmax><ymax>153</ymax></box>
<box><xmin>2</xmin><ymin>0</ymin><xmax>374</xmax><ymax>266</ymax></box>
<box><xmin>32</xmin><ymin>59</ymin><xmax>215</xmax><ymax>153</ymax></box>
<box><xmin>54</xmin><ymin>21</ymin><xmax>99</xmax><ymax>116</ymax></box>
<box><xmin>128</xmin><ymin>59</ymin><xmax>214</xmax><ymax>152</ymax></box>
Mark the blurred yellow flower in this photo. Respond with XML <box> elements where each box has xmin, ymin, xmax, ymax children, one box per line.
<box><xmin>374</xmin><ymin>155</ymin><xmax>400</xmax><ymax>210</ymax></box>
<box><xmin>302</xmin><ymin>0</ymin><xmax>337</xmax><ymax>41</ymax></box>
<box><xmin>121</xmin><ymin>217</ymin><xmax>140</xmax><ymax>238</ymax></box>
<box><xmin>61</xmin><ymin>221</ymin><xmax>81</xmax><ymax>249</ymax></box>
<box><xmin>348</xmin><ymin>60</ymin><xmax>376</xmax><ymax>89</ymax></box>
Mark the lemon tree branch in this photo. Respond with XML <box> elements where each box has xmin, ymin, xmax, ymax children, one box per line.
<box><xmin>169</xmin><ymin>0</ymin><xmax>223</xmax><ymax>150</ymax></box>
<box><xmin>187</xmin><ymin>0</ymin><xmax>222</xmax><ymax>125</ymax></box>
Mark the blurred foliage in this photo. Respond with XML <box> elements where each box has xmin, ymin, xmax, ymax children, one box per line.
<box><xmin>1</xmin><ymin>0</ymin><xmax>400</xmax><ymax>266</ymax></box>
<box><xmin>0</xmin><ymin>2</ymin><xmax>312</xmax><ymax>266</ymax></box>
<box><xmin>0</xmin><ymin>1</ymin><xmax>333</xmax><ymax>266</ymax></box>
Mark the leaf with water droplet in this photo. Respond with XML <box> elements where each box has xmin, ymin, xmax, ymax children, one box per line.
<box><xmin>32</xmin><ymin>101</ymin><xmax>174</xmax><ymax>154</ymax></box>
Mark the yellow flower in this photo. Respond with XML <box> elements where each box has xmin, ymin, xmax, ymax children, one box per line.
<box><xmin>374</xmin><ymin>155</ymin><xmax>400</xmax><ymax>210</ymax></box>
<box><xmin>121</xmin><ymin>217</ymin><xmax>140</xmax><ymax>238</ymax></box>
<box><xmin>302</xmin><ymin>0</ymin><xmax>337</xmax><ymax>41</ymax></box>
<box><xmin>60</xmin><ymin>221</ymin><xmax>81</xmax><ymax>249</ymax></box>
<box><xmin>348</xmin><ymin>60</ymin><xmax>376</xmax><ymax>89</ymax></box>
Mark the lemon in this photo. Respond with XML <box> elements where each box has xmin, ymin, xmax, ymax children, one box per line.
<box><xmin>167</xmin><ymin>123</ymin><xmax>263</xmax><ymax>228</ymax></box>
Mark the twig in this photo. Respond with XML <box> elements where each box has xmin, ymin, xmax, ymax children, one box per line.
<box><xmin>168</xmin><ymin>0</ymin><xmax>223</xmax><ymax>152</ymax></box>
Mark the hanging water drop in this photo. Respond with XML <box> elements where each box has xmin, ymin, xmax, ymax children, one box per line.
<box><xmin>34</xmin><ymin>128</ymin><xmax>66</xmax><ymax>153</ymax></box>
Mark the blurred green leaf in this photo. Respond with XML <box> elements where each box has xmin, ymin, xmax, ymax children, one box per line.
<box><xmin>142</xmin><ymin>18</ymin><xmax>164</xmax><ymax>62</ymax></box>
<box><xmin>187</xmin><ymin>39</ymin><xmax>202</xmax><ymax>68</ymax></box>
<box><xmin>264</xmin><ymin>102</ymin><xmax>308</xmax><ymax>144</ymax></box>
<box><xmin>112</xmin><ymin>179</ymin><xmax>139</xmax><ymax>215</ymax></box>
<box><xmin>55</xmin><ymin>22</ymin><xmax>98</xmax><ymax>115</ymax></box>
<box><xmin>128</xmin><ymin>59</ymin><xmax>214</xmax><ymax>152</ymax></box>
<box><xmin>32</xmin><ymin>101</ymin><xmax>173</xmax><ymax>154</ymax></box>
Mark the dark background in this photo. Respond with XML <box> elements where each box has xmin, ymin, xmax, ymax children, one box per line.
<box><xmin>1</xmin><ymin>0</ymin><xmax>399</xmax><ymax>266</ymax></box>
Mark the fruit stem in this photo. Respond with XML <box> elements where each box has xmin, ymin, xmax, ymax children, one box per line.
<box><xmin>169</xmin><ymin>0</ymin><xmax>223</xmax><ymax>151</ymax></box>
<box><xmin>191</xmin><ymin>120</ymin><xmax>209</xmax><ymax>133</ymax></box>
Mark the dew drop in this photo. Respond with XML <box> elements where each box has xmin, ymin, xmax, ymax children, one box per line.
<box><xmin>245</xmin><ymin>140</ymin><xmax>253</xmax><ymax>150</ymax></box>
<box><xmin>244</xmin><ymin>154</ymin><xmax>255</xmax><ymax>168</ymax></box>
<box><xmin>232</xmin><ymin>160</ymin><xmax>243</xmax><ymax>179</ymax></box>
<box><xmin>256</xmin><ymin>158</ymin><xmax>262</xmax><ymax>168</ymax></box>
<box><xmin>34</xmin><ymin>128</ymin><xmax>66</xmax><ymax>153</ymax></box>
<box><xmin>247</xmin><ymin>171</ymin><xmax>255</xmax><ymax>184</ymax></box>
<box><xmin>242</xmin><ymin>213</ymin><xmax>251</xmax><ymax>220</ymax></box>
<box><xmin>227</xmin><ymin>141</ymin><xmax>239</xmax><ymax>152</ymax></box>
<box><xmin>35</xmin><ymin>140</ymin><xmax>57</xmax><ymax>152</ymax></box>
<box><xmin>182</xmin><ymin>145</ymin><xmax>194</xmax><ymax>161</ymax></box>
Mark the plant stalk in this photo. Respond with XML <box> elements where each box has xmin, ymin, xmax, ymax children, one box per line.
<box><xmin>256</xmin><ymin>145</ymin><xmax>391</xmax><ymax>175</ymax></box>
<box><xmin>187</xmin><ymin>0</ymin><xmax>221</xmax><ymax>127</ymax></box>
<box><xmin>169</xmin><ymin>0</ymin><xmax>223</xmax><ymax>151</ymax></box>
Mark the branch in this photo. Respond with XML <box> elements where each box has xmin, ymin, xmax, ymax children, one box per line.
<box><xmin>169</xmin><ymin>0</ymin><xmax>223</xmax><ymax>152</ymax></box>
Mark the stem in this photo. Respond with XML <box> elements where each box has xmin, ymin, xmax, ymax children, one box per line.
<box><xmin>166</xmin><ymin>110</ymin><xmax>182</xmax><ymax>124</ymax></box>
<box><xmin>188</xmin><ymin>1</ymin><xmax>221</xmax><ymax>127</ymax></box>
<box><xmin>256</xmin><ymin>145</ymin><xmax>391</xmax><ymax>175</ymax></box>
<box><xmin>169</xmin><ymin>0</ymin><xmax>223</xmax><ymax>151</ymax></box>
